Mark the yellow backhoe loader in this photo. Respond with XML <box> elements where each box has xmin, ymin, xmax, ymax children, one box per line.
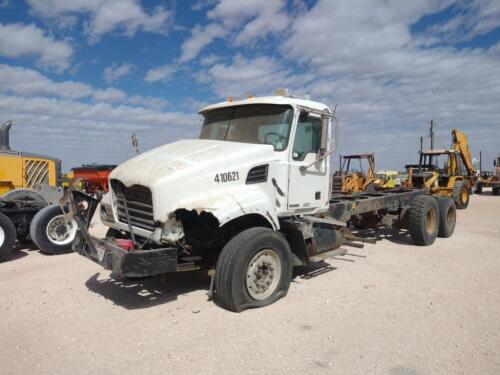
<box><xmin>332</xmin><ymin>154</ymin><xmax>377</xmax><ymax>193</ymax></box>
<box><xmin>404</xmin><ymin>129</ymin><xmax>476</xmax><ymax>209</ymax></box>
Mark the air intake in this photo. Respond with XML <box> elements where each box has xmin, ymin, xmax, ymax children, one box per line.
<box><xmin>246</xmin><ymin>164</ymin><xmax>269</xmax><ymax>184</ymax></box>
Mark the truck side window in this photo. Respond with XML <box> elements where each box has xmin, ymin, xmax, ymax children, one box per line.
<box><xmin>292</xmin><ymin>115</ymin><xmax>322</xmax><ymax>161</ymax></box>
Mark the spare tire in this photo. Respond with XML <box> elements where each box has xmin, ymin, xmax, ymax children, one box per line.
<box><xmin>30</xmin><ymin>205</ymin><xmax>77</xmax><ymax>254</ymax></box>
<box><xmin>0</xmin><ymin>213</ymin><xmax>16</xmax><ymax>262</ymax></box>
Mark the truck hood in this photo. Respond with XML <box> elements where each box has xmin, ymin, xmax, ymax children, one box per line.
<box><xmin>111</xmin><ymin>139</ymin><xmax>275</xmax><ymax>187</ymax></box>
<box><xmin>110</xmin><ymin>139</ymin><xmax>278</xmax><ymax>224</ymax></box>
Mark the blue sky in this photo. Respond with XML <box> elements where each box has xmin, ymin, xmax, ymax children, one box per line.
<box><xmin>0</xmin><ymin>0</ymin><xmax>499</xmax><ymax>171</ymax></box>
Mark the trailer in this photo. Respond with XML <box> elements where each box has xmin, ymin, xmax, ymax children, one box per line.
<box><xmin>59</xmin><ymin>93</ymin><xmax>458</xmax><ymax>312</ymax></box>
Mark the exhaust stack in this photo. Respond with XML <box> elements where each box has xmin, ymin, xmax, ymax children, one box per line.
<box><xmin>0</xmin><ymin>120</ymin><xmax>12</xmax><ymax>151</ymax></box>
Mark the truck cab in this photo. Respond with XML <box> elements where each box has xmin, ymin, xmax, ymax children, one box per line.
<box><xmin>99</xmin><ymin>95</ymin><xmax>333</xmax><ymax>244</ymax></box>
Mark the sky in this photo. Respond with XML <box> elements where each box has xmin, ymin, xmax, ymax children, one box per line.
<box><xmin>0</xmin><ymin>0</ymin><xmax>499</xmax><ymax>172</ymax></box>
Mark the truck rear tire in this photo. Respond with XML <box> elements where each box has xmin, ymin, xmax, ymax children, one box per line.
<box><xmin>409</xmin><ymin>195</ymin><xmax>439</xmax><ymax>246</ymax></box>
<box><xmin>215</xmin><ymin>227</ymin><xmax>293</xmax><ymax>312</ymax></box>
<box><xmin>30</xmin><ymin>205</ymin><xmax>77</xmax><ymax>254</ymax></box>
<box><xmin>0</xmin><ymin>213</ymin><xmax>16</xmax><ymax>262</ymax></box>
<box><xmin>493</xmin><ymin>187</ymin><xmax>500</xmax><ymax>196</ymax></box>
<box><xmin>475</xmin><ymin>183</ymin><xmax>482</xmax><ymax>194</ymax></box>
<box><xmin>436</xmin><ymin>197</ymin><xmax>456</xmax><ymax>238</ymax></box>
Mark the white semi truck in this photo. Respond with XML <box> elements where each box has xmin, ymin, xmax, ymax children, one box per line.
<box><xmin>60</xmin><ymin>94</ymin><xmax>457</xmax><ymax>312</ymax></box>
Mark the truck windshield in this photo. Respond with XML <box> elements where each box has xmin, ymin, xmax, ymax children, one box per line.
<box><xmin>200</xmin><ymin>105</ymin><xmax>293</xmax><ymax>151</ymax></box>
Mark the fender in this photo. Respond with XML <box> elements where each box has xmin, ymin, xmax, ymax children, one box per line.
<box><xmin>175</xmin><ymin>186</ymin><xmax>279</xmax><ymax>230</ymax></box>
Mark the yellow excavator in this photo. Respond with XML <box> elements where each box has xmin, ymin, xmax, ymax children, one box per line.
<box><xmin>405</xmin><ymin>129</ymin><xmax>476</xmax><ymax>209</ymax></box>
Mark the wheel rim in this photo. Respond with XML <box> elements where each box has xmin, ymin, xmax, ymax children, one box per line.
<box><xmin>425</xmin><ymin>208</ymin><xmax>437</xmax><ymax>235</ymax></box>
<box><xmin>461</xmin><ymin>190</ymin><xmax>468</xmax><ymax>204</ymax></box>
<box><xmin>46</xmin><ymin>215</ymin><xmax>77</xmax><ymax>246</ymax></box>
<box><xmin>246</xmin><ymin>249</ymin><xmax>282</xmax><ymax>301</ymax></box>
<box><xmin>0</xmin><ymin>226</ymin><xmax>4</xmax><ymax>248</ymax></box>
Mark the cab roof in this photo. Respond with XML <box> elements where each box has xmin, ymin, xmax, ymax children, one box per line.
<box><xmin>199</xmin><ymin>95</ymin><xmax>331</xmax><ymax>114</ymax></box>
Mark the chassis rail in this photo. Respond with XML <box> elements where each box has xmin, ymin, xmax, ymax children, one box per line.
<box><xmin>329</xmin><ymin>188</ymin><xmax>428</xmax><ymax>222</ymax></box>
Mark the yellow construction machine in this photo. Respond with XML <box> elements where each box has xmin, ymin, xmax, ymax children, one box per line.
<box><xmin>332</xmin><ymin>154</ymin><xmax>377</xmax><ymax>193</ymax></box>
<box><xmin>476</xmin><ymin>154</ymin><xmax>500</xmax><ymax>195</ymax></box>
<box><xmin>404</xmin><ymin>129</ymin><xmax>476</xmax><ymax>209</ymax></box>
<box><xmin>0</xmin><ymin>121</ymin><xmax>61</xmax><ymax>201</ymax></box>
<box><xmin>374</xmin><ymin>170</ymin><xmax>399</xmax><ymax>189</ymax></box>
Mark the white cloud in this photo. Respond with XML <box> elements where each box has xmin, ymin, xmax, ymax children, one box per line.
<box><xmin>128</xmin><ymin>95</ymin><xmax>170</xmax><ymax>110</ymax></box>
<box><xmin>0</xmin><ymin>23</ymin><xmax>73</xmax><ymax>71</ymax></box>
<box><xmin>144</xmin><ymin>64</ymin><xmax>175</xmax><ymax>83</ymax></box>
<box><xmin>416</xmin><ymin>0</ymin><xmax>500</xmax><ymax>44</ymax></box>
<box><xmin>103</xmin><ymin>62</ymin><xmax>136</xmax><ymax>84</ymax></box>
<box><xmin>27</xmin><ymin>0</ymin><xmax>171</xmax><ymax>41</ymax></box>
<box><xmin>208</xmin><ymin>0</ymin><xmax>289</xmax><ymax>45</ymax></box>
<box><xmin>0</xmin><ymin>64</ymin><xmax>200</xmax><ymax>169</ymax></box>
<box><xmin>179</xmin><ymin>24</ymin><xmax>226</xmax><ymax>62</ymax></box>
<box><xmin>0</xmin><ymin>64</ymin><xmax>164</xmax><ymax>106</ymax></box>
<box><xmin>179</xmin><ymin>0</ymin><xmax>289</xmax><ymax>62</ymax></box>
<box><xmin>206</xmin><ymin>54</ymin><xmax>290</xmax><ymax>96</ymax></box>
<box><xmin>277</xmin><ymin>0</ymin><xmax>500</xmax><ymax>168</ymax></box>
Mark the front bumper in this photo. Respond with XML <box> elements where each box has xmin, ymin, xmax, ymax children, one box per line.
<box><xmin>73</xmin><ymin>232</ymin><xmax>178</xmax><ymax>278</ymax></box>
<box><xmin>59</xmin><ymin>189</ymin><xmax>178</xmax><ymax>278</ymax></box>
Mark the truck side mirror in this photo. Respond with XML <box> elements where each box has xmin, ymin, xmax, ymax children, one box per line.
<box><xmin>495</xmin><ymin>160</ymin><xmax>497</xmax><ymax>167</ymax></box>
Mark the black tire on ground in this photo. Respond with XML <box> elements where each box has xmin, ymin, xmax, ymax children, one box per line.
<box><xmin>475</xmin><ymin>183</ymin><xmax>482</xmax><ymax>194</ymax></box>
<box><xmin>30</xmin><ymin>205</ymin><xmax>76</xmax><ymax>254</ymax></box>
<box><xmin>493</xmin><ymin>187</ymin><xmax>500</xmax><ymax>196</ymax></box>
<box><xmin>0</xmin><ymin>213</ymin><xmax>16</xmax><ymax>262</ymax></box>
<box><xmin>436</xmin><ymin>197</ymin><xmax>456</xmax><ymax>238</ymax></box>
<box><xmin>409</xmin><ymin>195</ymin><xmax>439</xmax><ymax>246</ymax></box>
<box><xmin>215</xmin><ymin>227</ymin><xmax>293</xmax><ymax>312</ymax></box>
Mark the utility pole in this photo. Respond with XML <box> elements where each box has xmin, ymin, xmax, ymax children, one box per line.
<box><xmin>420</xmin><ymin>136</ymin><xmax>423</xmax><ymax>153</ymax></box>
<box><xmin>429</xmin><ymin>120</ymin><xmax>435</xmax><ymax>150</ymax></box>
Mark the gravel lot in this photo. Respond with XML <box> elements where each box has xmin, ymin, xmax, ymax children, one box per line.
<box><xmin>1</xmin><ymin>192</ymin><xmax>499</xmax><ymax>375</ymax></box>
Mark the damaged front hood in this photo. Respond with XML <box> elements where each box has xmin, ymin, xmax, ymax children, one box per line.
<box><xmin>110</xmin><ymin>139</ymin><xmax>278</xmax><ymax>222</ymax></box>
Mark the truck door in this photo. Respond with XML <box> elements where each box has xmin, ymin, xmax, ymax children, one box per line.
<box><xmin>287</xmin><ymin>112</ymin><xmax>330</xmax><ymax>212</ymax></box>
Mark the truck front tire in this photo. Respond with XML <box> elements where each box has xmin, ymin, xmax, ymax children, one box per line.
<box><xmin>436</xmin><ymin>197</ymin><xmax>456</xmax><ymax>238</ymax></box>
<box><xmin>0</xmin><ymin>213</ymin><xmax>16</xmax><ymax>262</ymax></box>
<box><xmin>409</xmin><ymin>195</ymin><xmax>439</xmax><ymax>246</ymax></box>
<box><xmin>215</xmin><ymin>227</ymin><xmax>293</xmax><ymax>312</ymax></box>
<box><xmin>30</xmin><ymin>205</ymin><xmax>77</xmax><ymax>254</ymax></box>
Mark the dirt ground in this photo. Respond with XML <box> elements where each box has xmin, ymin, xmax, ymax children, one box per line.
<box><xmin>1</xmin><ymin>192</ymin><xmax>499</xmax><ymax>375</ymax></box>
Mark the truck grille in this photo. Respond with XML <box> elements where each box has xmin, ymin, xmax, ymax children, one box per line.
<box><xmin>111</xmin><ymin>180</ymin><xmax>155</xmax><ymax>231</ymax></box>
<box><xmin>24</xmin><ymin>159</ymin><xmax>49</xmax><ymax>188</ymax></box>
